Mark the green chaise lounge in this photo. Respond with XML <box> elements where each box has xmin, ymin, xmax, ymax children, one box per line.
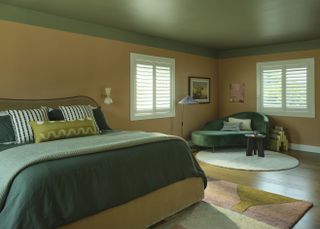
<box><xmin>192</xmin><ymin>112</ymin><xmax>269</xmax><ymax>149</ymax></box>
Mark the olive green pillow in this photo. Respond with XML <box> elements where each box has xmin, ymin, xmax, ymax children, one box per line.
<box><xmin>29</xmin><ymin>118</ymin><xmax>99</xmax><ymax>143</ymax></box>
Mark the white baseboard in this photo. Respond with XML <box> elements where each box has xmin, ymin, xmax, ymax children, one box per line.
<box><xmin>289</xmin><ymin>143</ymin><xmax>320</xmax><ymax>154</ymax></box>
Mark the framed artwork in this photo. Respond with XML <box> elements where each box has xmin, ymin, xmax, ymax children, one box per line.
<box><xmin>229</xmin><ymin>83</ymin><xmax>245</xmax><ymax>103</ymax></box>
<box><xmin>189</xmin><ymin>77</ymin><xmax>210</xmax><ymax>103</ymax></box>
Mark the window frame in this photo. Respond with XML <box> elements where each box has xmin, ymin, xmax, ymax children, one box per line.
<box><xmin>130</xmin><ymin>53</ymin><xmax>176</xmax><ymax>121</ymax></box>
<box><xmin>256</xmin><ymin>58</ymin><xmax>315</xmax><ymax>118</ymax></box>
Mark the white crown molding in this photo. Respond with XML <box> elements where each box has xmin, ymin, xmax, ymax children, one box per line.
<box><xmin>289</xmin><ymin>143</ymin><xmax>320</xmax><ymax>154</ymax></box>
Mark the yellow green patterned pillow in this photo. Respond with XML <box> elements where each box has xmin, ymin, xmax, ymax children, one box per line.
<box><xmin>29</xmin><ymin>118</ymin><xmax>99</xmax><ymax>143</ymax></box>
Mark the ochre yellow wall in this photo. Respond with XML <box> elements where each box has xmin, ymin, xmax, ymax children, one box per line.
<box><xmin>218</xmin><ymin>50</ymin><xmax>320</xmax><ymax>146</ymax></box>
<box><xmin>0</xmin><ymin>20</ymin><xmax>218</xmax><ymax>138</ymax></box>
<box><xmin>1</xmin><ymin>19</ymin><xmax>318</xmax><ymax>147</ymax></box>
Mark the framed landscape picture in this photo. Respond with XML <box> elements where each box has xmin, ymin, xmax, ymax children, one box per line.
<box><xmin>189</xmin><ymin>77</ymin><xmax>210</xmax><ymax>103</ymax></box>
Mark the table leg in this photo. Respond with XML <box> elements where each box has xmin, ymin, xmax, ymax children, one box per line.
<box><xmin>246</xmin><ymin>138</ymin><xmax>253</xmax><ymax>156</ymax></box>
<box><xmin>257</xmin><ymin>139</ymin><xmax>265</xmax><ymax>157</ymax></box>
<box><xmin>253</xmin><ymin>140</ymin><xmax>257</xmax><ymax>155</ymax></box>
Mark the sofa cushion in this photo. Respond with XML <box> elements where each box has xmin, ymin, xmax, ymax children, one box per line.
<box><xmin>228</xmin><ymin>117</ymin><xmax>252</xmax><ymax>130</ymax></box>
<box><xmin>221</xmin><ymin>122</ymin><xmax>241</xmax><ymax>131</ymax></box>
<box><xmin>229</xmin><ymin>112</ymin><xmax>268</xmax><ymax>133</ymax></box>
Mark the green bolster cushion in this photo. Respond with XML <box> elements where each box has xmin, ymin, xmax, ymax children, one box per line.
<box><xmin>29</xmin><ymin>118</ymin><xmax>99</xmax><ymax>143</ymax></box>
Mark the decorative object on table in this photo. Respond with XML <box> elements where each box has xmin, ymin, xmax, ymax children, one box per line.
<box><xmin>267</xmin><ymin>126</ymin><xmax>289</xmax><ymax>152</ymax></box>
<box><xmin>245</xmin><ymin>133</ymin><xmax>266</xmax><ymax>157</ymax></box>
<box><xmin>196</xmin><ymin>149</ymin><xmax>299</xmax><ymax>171</ymax></box>
<box><xmin>229</xmin><ymin>83</ymin><xmax>245</xmax><ymax>103</ymax></box>
<box><xmin>188</xmin><ymin>77</ymin><xmax>210</xmax><ymax>103</ymax></box>
<box><xmin>103</xmin><ymin>88</ymin><xmax>113</xmax><ymax>105</ymax></box>
<box><xmin>178</xmin><ymin>95</ymin><xmax>198</xmax><ymax>137</ymax></box>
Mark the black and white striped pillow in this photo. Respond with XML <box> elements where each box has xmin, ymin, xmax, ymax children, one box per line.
<box><xmin>8</xmin><ymin>108</ymin><xmax>49</xmax><ymax>144</ymax></box>
<box><xmin>59</xmin><ymin>105</ymin><xmax>99</xmax><ymax>131</ymax></box>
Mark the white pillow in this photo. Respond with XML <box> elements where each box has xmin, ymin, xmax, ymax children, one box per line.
<box><xmin>8</xmin><ymin>108</ymin><xmax>49</xmax><ymax>143</ymax></box>
<box><xmin>228</xmin><ymin>117</ymin><xmax>252</xmax><ymax>130</ymax></box>
<box><xmin>221</xmin><ymin>122</ymin><xmax>241</xmax><ymax>131</ymax></box>
<box><xmin>59</xmin><ymin>105</ymin><xmax>99</xmax><ymax>131</ymax></box>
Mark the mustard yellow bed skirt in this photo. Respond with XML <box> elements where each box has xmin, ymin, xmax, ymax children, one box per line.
<box><xmin>59</xmin><ymin>177</ymin><xmax>204</xmax><ymax>229</ymax></box>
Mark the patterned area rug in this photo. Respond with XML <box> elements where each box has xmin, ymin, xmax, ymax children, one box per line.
<box><xmin>153</xmin><ymin>201</ymin><xmax>276</xmax><ymax>229</ymax></box>
<box><xmin>204</xmin><ymin>179</ymin><xmax>312</xmax><ymax>228</ymax></box>
<box><xmin>153</xmin><ymin>179</ymin><xmax>313</xmax><ymax>229</ymax></box>
<box><xmin>196</xmin><ymin>149</ymin><xmax>299</xmax><ymax>171</ymax></box>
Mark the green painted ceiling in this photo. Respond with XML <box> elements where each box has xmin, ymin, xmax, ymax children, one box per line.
<box><xmin>1</xmin><ymin>0</ymin><xmax>320</xmax><ymax>50</ymax></box>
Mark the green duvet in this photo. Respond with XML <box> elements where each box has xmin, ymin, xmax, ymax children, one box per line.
<box><xmin>0</xmin><ymin>131</ymin><xmax>206</xmax><ymax>229</ymax></box>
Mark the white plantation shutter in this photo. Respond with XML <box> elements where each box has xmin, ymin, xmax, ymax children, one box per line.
<box><xmin>257</xmin><ymin>58</ymin><xmax>315</xmax><ymax>118</ymax></box>
<box><xmin>261</xmin><ymin>67</ymin><xmax>282</xmax><ymax>109</ymax></box>
<box><xmin>136</xmin><ymin>63</ymin><xmax>153</xmax><ymax>113</ymax></box>
<box><xmin>131</xmin><ymin>53</ymin><xmax>175</xmax><ymax>120</ymax></box>
<box><xmin>285</xmin><ymin>65</ymin><xmax>307</xmax><ymax>109</ymax></box>
<box><xmin>156</xmin><ymin>65</ymin><xmax>171</xmax><ymax>110</ymax></box>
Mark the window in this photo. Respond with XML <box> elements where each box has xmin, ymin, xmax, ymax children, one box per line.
<box><xmin>130</xmin><ymin>53</ymin><xmax>175</xmax><ymax>120</ymax></box>
<box><xmin>257</xmin><ymin>58</ymin><xmax>315</xmax><ymax>117</ymax></box>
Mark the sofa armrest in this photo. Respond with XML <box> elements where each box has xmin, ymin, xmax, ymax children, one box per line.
<box><xmin>256</xmin><ymin>114</ymin><xmax>270</xmax><ymax>135</ymax></box>
<box><xmin>261</xmin><ymin>120</ymin><xmax>270</xmax><ymax>136</ymax></box>
<box><xmin>203</xmin><ymin>119</ymin><xmax>224</xmax><ymax>130</ymax></box>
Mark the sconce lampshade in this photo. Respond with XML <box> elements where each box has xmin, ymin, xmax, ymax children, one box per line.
<box><xmin>104</xmin><ymin>88</ymin><xmax>113</xmax><ymax>105</ymax></box>
<box><xmin>104</xmin><ymin>97</ymin><xmax>113</xmax><ymax>105</ymax></box>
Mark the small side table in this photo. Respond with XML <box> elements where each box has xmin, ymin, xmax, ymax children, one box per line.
<box><xmin>245</xmin><ymin>134</ymin><xmax>266</xmax><ymax>157</ymax></box>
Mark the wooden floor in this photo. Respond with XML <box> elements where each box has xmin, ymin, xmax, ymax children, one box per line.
<box><xmin>197</xmin><ymin>150</ymin><xmax>320</xmax><ymax>229</ymax></box>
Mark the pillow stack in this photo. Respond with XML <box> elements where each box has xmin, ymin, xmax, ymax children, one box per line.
<box><xmin>228</xmin><ymin>117</ymin><xmax>252</xmax><ymax>130</ymax></box>
<box><xmin>221</xmin><ymin>121</ymin><xmax>241</xmax><ymax>131</ymax></box>
<box><xmin>221</xmin><ymin>117</ymin><xmax>252</xmax><ymax>131</ymax></box>
<box><xmin>1</xmin><ymin>104</ymin><xmax>110</xmax><ymax>144</ymax></box>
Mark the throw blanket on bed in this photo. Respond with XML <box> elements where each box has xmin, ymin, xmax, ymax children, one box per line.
<box><xmin>0</xmin><ymin>130</ymin><xmax>185</xmax><ymax>211</ymax></box>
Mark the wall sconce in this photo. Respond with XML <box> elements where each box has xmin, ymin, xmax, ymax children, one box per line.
<box><xmin>104</xmin><ymin>88</ymin><xmax>113</xmax><ymax>105</ymax></box>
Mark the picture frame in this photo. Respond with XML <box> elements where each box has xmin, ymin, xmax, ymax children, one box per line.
<box><xmin>188</xmin><ymin>77</ymin><xmax>210</xmax><ymax>103</ymax></box>
<box><xmin>229</xmin><ymin>83</ymin><xmax>245</xmax><ymax>103</ymax></box>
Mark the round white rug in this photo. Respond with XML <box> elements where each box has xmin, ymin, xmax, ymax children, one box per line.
<box><xmin>196</xmin><ymin>148</ymin><xmax>299</xmax><ymax>171</ymax></box>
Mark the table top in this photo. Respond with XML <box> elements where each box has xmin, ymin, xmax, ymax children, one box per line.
<box><xmin>245</xmin><ymin>133</ymin><xmax>266</xmax><ymax>139</ymax></box>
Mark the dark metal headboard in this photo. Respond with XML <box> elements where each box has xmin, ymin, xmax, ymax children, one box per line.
<box><xmin>0</xmin><ymin>96</ymin><xmax>99</xmax><ymax>111</ymax></box>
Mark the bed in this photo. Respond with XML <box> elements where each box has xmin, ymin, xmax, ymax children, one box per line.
<box><xmin>0</xmin><ymin>96</ymin><xmax>206</xmax><ymax>229</ymax></box>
